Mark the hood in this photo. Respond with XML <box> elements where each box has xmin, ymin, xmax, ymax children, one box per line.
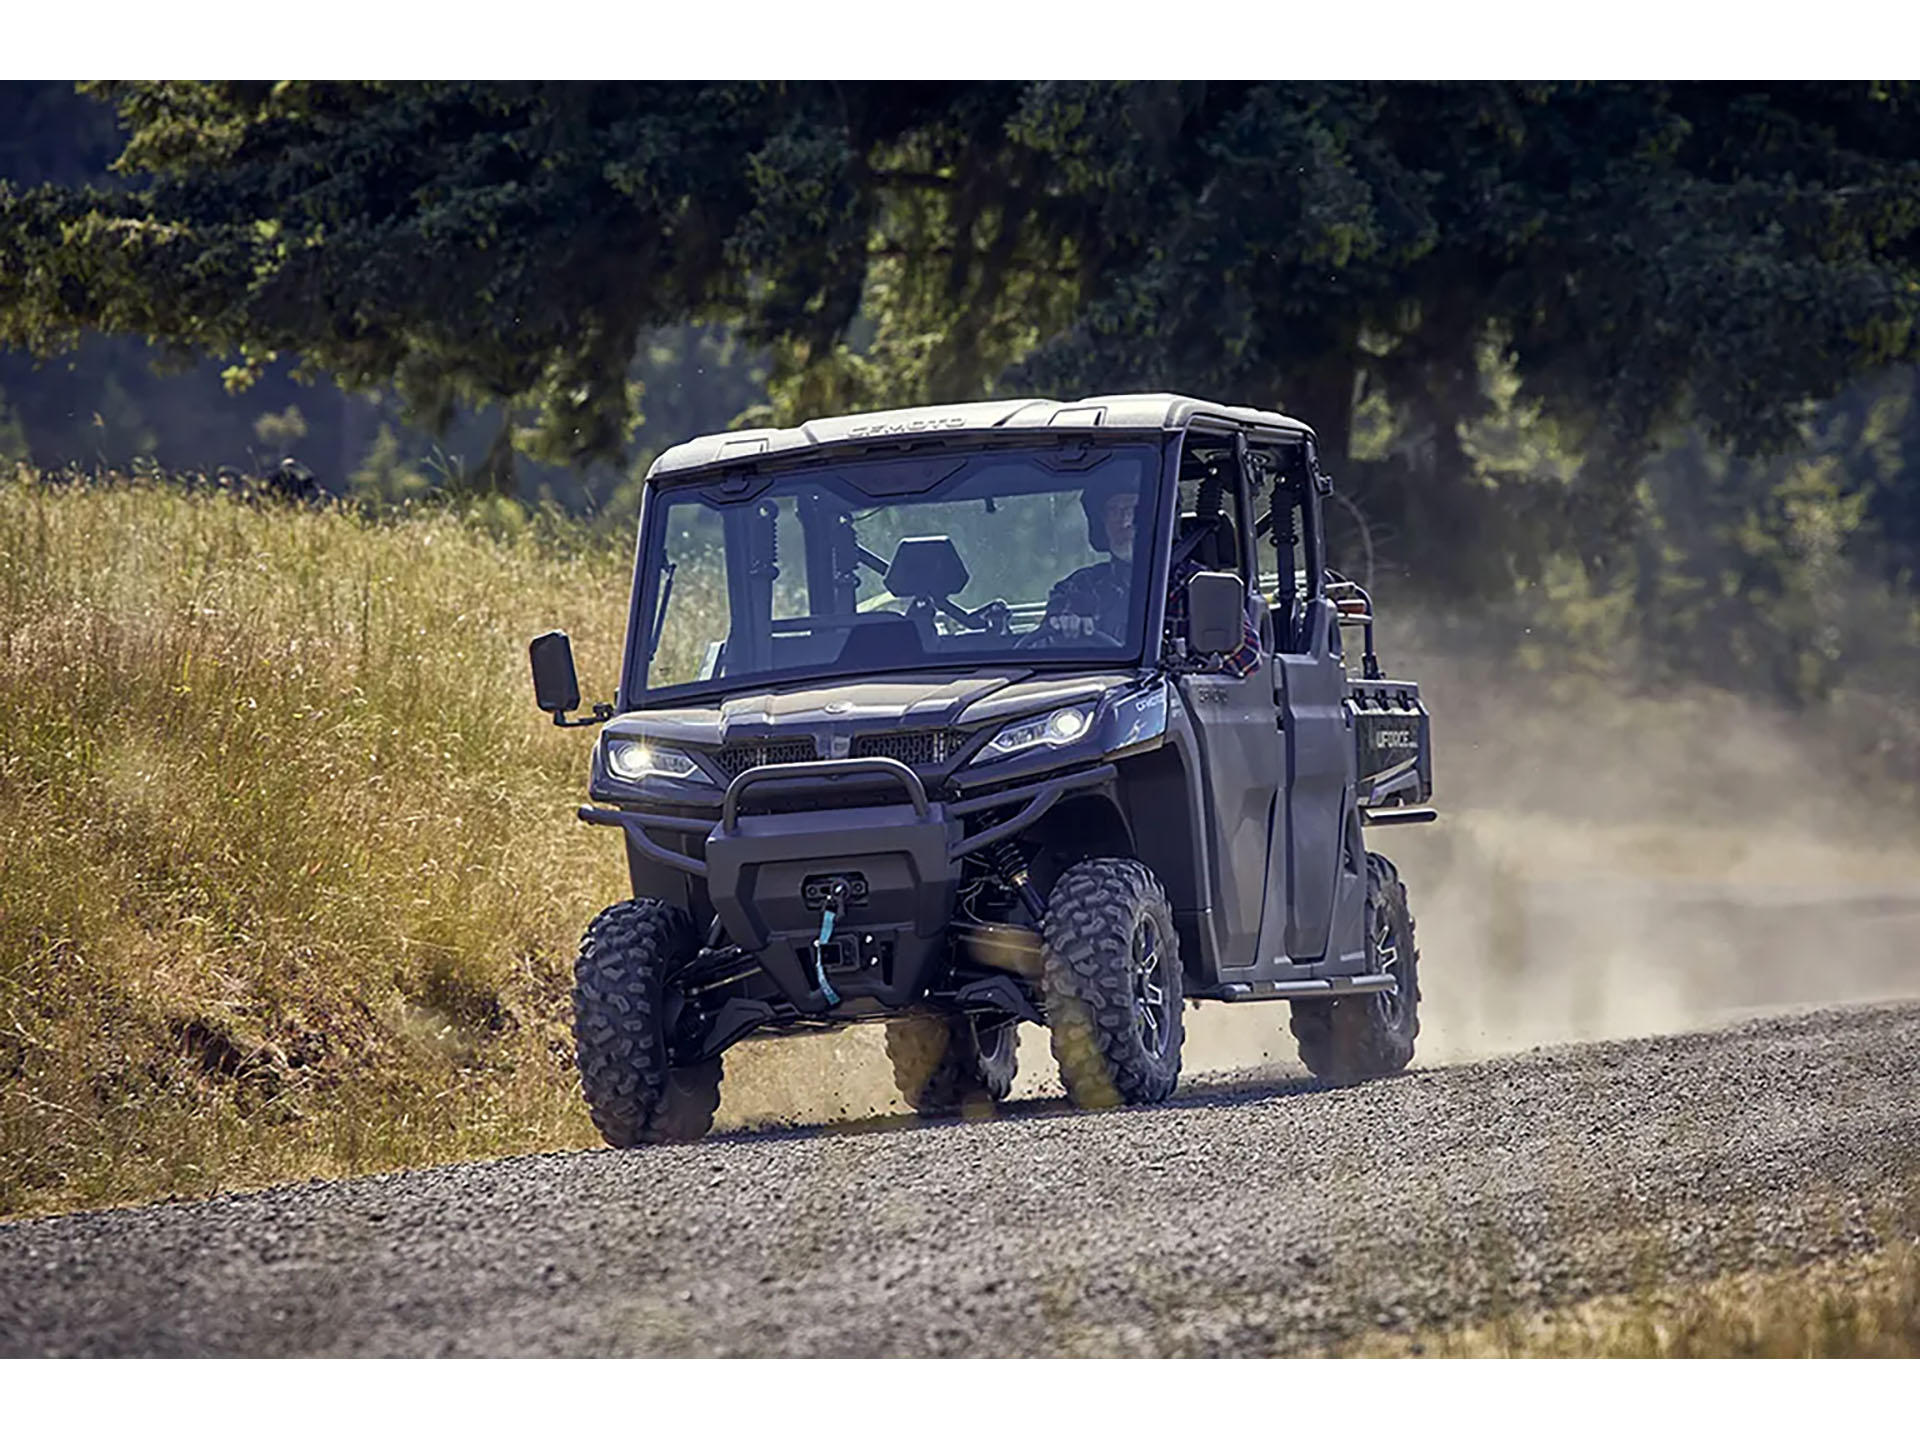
<box><xmin>610</xmin><ymin>669</ymin><xmax>1140</xmax><ymax>748</ymax></box>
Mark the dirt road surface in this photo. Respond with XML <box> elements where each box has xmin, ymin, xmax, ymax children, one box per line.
<box><xmin>2</xmin><ymin>1000</ymin><xmax>1915</xmax><ymax>1356</ymax></box>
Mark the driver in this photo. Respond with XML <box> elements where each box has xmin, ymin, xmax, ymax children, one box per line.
<box><xmin>1039</xmin><ymin>473</ymin><xmax>1140</xmax><ymax>643</ymax></box>
<box><xmin>1040</xmin><ymin>473</ymin><xmax>1261</xmax><ymax>677</ymax></box>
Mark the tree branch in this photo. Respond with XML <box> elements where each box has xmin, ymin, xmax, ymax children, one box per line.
<box><xmin>868</xmin><ymin>169</ymin><xmax>957</xmax><ymax>190</ymax></box>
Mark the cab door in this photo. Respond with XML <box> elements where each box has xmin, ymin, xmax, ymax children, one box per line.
<box><xmin>1264</xmin><ymin>461</ymin><xmax>1365</xmax><ymax>968</ymax></box>
<box><xmin>1274</xmin><ymin>599</ymin><xmax>1360</xmax><ymax>964</ymax></box>
<box><xmin>1172</xmin><ymin>431</ymin><xmax>1283</xmax><ymax>974</ymax></box>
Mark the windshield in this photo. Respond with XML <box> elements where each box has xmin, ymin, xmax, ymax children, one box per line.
<box><xmin>632</xmin><ymin>442</ymin><xmax>1165</xmax><ymax>701</ymax></box>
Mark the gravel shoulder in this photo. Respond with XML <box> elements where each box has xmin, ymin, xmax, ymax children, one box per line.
<box><xmin>2</xmin><ymin>1001</ymin><xmax>1916</xmax><ymax>1357</ymax></box>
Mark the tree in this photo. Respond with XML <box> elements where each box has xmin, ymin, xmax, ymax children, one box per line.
<box><xmin>0</xmin><ymin>82</ymin><xmax>985</xmax><ymax>473</ymax></box>
<box><xmin>5</xmin><ymin>82</ymin><xmax>1919</xmax><ymax>595</ymax></box>
<box><xmin>1000</xmin><ymin>82</ymin><xmax>1920</xmax><ymax>594</ymax></box>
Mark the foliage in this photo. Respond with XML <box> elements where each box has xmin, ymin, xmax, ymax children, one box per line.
<box><xmin>743</xmin><ymin>95</ymin><xmax>1085</xmax><ymax>427</ymax></box>
<box><xmin>0</xmin><ymin>83</ymin><xmax>357</xmax><ymax>476</ymax></box>
<box><xmin>1004</xmin><ymin>82</ymin><xmax>1920</xmax><ymax>596</ymax></box>
<box><xmin>0</xmin><ymin>85</ymin><xmax>772</xmax><ymax>508</ymax></box>
<box><xmin>345</xmin><ymin>423</ymin><xmax>437</xmax><ymax>506</ymax></box>
<box><xmin>7</xmin><ymin>82</ymin><xmax>1919</xmax><ymax>604</ymax></box>
<box><xmin>0</xmin><ymin>473</ymin><xmax>633</xmax><ymax>1216</ymax></box>
<box><xmin>0</xmin><ymin>82</ymin><xmax>967</xmax><ymax>468</ymax></box>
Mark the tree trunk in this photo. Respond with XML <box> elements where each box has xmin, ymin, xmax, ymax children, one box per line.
<box><xmin>464</xmin><ymin>417</ymin><xmax>517</xmax><ymax>498</ymax></box>
<box><xmin>1284</xmin><ymin>352</ymin><xmax>1357</xmax><ymax>475</ymax></box>
<box><xmin>337</xmin><ymin>387</ymin><xmax>375</xmax><ymax>490</ymax></box>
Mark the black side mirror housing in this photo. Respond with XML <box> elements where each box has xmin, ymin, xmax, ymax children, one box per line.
<box><xmin>1186</xmin><ymin>571</ymin><xmax>1247</xmax><ymax>656</ymax></box>
<box><xmin>529</xmin><ymin>630</ymin><xmax>582</xmax><ymax>718</ymax></box>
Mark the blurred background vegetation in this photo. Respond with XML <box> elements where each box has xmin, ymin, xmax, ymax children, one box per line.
<box><xmin>4</xmin><ymin>81</ymin><xmax>1918</xmax><ymax>717</ymax></box>
<box><xmin>3</xmin><ymin>81</ymin><xmax>1920</xmax><ymax>1217</ymax></box>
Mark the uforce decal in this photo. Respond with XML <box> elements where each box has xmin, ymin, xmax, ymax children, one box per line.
<box><xmin>845</xmin><ymin>416</ymin><xmax>968</xmax><ymax>438</ymax></box>
<box><xmin>1373</xmin><ymin>728</ymin><xmax>1416</xmax><ymax>748</ymax></box>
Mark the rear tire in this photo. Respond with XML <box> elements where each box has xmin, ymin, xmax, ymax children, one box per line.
<box><xmin>1040</xmin><ymin>858</ymin><xmax>1184</xmax><ymax>1108</ymax></box>
<box><xmin>1291</xmin><ymin>852</ymin><xmax>1421</xmax><ymax>1082</ymax></box>
<box><xmin>885</xmin><ymin>1013</ymin><xmax>1019</xmax><ymax>1115</ymax></box>
<box><xmin>573</xmin><ymin>899</ymin><xmax>723</xmax><ymax>1146</ymax></box>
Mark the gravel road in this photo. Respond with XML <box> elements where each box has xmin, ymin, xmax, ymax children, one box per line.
<box><xmin>3</xmin><ymin>1001</ymin><xmax>1916</xmax><ymax>1357</ymax></box>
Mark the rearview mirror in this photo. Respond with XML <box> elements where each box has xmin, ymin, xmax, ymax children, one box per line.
<box><xmin>529</xmin><ymin>630</ymin><xmax>581</xmax><ymax>718</ymax></box>
<box><xmin>1185</xmin><ymin>571</ymin><xmax>1246</xmax><ymax>656</ymax></box>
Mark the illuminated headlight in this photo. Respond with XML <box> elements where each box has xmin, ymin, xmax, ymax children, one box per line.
<box><xmin>604</xmin><ymin>739</ymin><xmax>702</xmax><ymax>783</ymax></box>
<box><xmin>981</xmin><ymin>704</ymin><xmax>1094</xmax><ymax>760</ymax></box>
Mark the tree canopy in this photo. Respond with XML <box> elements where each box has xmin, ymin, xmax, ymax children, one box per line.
<box><xmin>4</xmin><ymin>81</ymin><xmax>1920</xmax><ymax>596</ymax></box>
<box><xmin>0</xmin><ymin>83</ymin><xmax>983</xmax><ymax>466</ymax></box>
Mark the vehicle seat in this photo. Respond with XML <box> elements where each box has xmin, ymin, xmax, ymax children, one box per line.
<box><xmin>1176</xmin><ymin>512</ymin><xmax>1240</xmax><ymax>572</ymax></box>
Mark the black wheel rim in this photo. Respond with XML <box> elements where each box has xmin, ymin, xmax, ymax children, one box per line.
<box><xmin>1131</xmin><ymin>913</ymin><xmax>1173</xmax><ymax>1058</ymax></box>
<box><xmin>971</xmin><ymin>1016</ymin><xmax>1014</xmax><ymax>1065</ymax></box>
<box><xmin>1370</xmin><ymin>903</ymin><xmax>1408</xmax><ymax>1031</ymax></box>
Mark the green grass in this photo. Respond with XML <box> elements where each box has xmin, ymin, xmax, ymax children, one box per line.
<box><xmin>0</xmin><ymin>471</ymin><xmax>637</xmax><ymax>1218</ymax></box>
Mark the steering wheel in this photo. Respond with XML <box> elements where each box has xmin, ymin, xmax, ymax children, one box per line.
<box><xmin>1015</xmin><ymin>613</ymin><xmax>1122</xmax><ymax>649</ymax></box>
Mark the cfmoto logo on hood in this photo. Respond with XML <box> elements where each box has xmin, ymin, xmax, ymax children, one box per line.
<box><xmin>845</xmin><ymin>416</ymin><xmax>968</xmax><ymax>438</ymax></box>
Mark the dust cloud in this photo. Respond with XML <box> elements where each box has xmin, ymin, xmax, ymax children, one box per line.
<box><xmin>714</xmin><ymin>644</ymin><xmax>1920</xmax><ymax>1129</ymax></box>
<box><xmin>1195</xmin><ymin>638</ymin><xmax>1920</xmax><ymax>1073</ymax></box>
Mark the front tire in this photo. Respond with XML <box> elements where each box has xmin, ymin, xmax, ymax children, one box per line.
<box><xmin>573</xmin><ymin>899</ymin><xmax>723</xmax><ymax>1146</ymax></box>
<box><xmin>1040</xmin><ymin>858</ymin><xmax>1184</xmax><ymax>1108</ymax></box>
<box><xmin>1291</xmin><ymin>852</ymin><xmax>1421</xmax><ymax>1082</ymax></box>
<box><xmin>885</xmin><ymin>1013</ymin><xmax>1019</xmax><ymax>1115</ymax></box>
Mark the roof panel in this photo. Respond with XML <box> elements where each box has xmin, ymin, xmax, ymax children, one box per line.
<box><xmin>647</xmin><ymin>393</ymin><xmax>1314</xmax><ymax>478</ymax></box>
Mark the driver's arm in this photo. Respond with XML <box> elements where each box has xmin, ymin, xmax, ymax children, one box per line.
<box><xmin>1217</xmin><ymin>609</ymin><xmax>1262</xmax><ymax>677</ymax></box>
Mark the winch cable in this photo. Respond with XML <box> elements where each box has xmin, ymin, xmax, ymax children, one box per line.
<box><xmin>812</xmin><ymin>879</ymin><xmax>849</xmax><ymax>1006</ymax></box>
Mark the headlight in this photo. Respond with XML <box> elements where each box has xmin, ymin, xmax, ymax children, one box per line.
<box><xmin>604</xmin><ymin>739</ymin><xmax>702</xmax><ymax>783</ymax></box>
<box><xmin>981</xmin><ymin>704</ymin><xmax>1094</xmax><ymax>760</ymax></box>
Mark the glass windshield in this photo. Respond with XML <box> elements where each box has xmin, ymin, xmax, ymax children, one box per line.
<box><xmin>635</xmin><ymin>443</ymin><xmax>1163</xmax><ymax>700</ymax></box>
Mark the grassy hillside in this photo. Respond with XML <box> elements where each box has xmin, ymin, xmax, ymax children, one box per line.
<box><xmin>0</xmin><ymin>473</ymin><xmax>636</xmax><ymax>1217</ymax></box>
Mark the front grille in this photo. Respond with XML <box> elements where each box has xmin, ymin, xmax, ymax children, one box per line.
<box><xmin>851</xmin><ymin>729</ymin><xmax>967</xmax><ymax>767</ymax></box>
<box><xmin>709</xmin><ymin>737</ymin><xmax>818</xmax><ymax>780</ymax></box>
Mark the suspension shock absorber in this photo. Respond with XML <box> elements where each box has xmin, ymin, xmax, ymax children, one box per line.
<box><xmin>987</xmin><ymin>840</ymin><xmax>1046</xmax><ymax>925</ymax></box>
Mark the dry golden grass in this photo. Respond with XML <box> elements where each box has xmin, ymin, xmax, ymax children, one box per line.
<box><xmin>0</xmin><ymin>473</ymin><xmax>640</xmax><ymax>1218</ymax></box>
<box><xmin>1350</xmin><ymin>1242</ymin><xmax>1920</xmax><ymax>1357</ymax></box>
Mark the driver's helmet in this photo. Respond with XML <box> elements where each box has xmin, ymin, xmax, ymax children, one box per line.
<box><xmin>1078</xmin><ymin>470</ymin><xmax>1144</xmax><ymax>554</ymax></box>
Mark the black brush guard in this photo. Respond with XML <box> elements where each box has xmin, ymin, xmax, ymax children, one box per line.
<box><xmin>579</xmin><ymin>757</ymin><xmax>1114</xmax><ymax>1015</ymax></box>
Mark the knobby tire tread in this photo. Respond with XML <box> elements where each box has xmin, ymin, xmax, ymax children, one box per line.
<box><xmin>573</xmin><ymin>899</ymin><xmax>723</xmax><ymax>1146</ymax></box>
<box><xmin>1290</xmin><ymin>852</ymin><xmax>1421</xmax><ymax>1082</ymax></box>
<box><xmin>1040</xmin><ymin>858</ymin><xmax>1183</xmax><ymax>1108</ymax></box>
<box><xmin>885</xmin><ymin>1014</ymin><xmax>1018</xmax><ymax>1116</ymax></box>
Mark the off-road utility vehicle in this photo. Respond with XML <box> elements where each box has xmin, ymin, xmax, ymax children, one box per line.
<box><xmin>530</xmin><ymin>394</ymin><xmax>1435</xmax><ymax>1144</ymax></box>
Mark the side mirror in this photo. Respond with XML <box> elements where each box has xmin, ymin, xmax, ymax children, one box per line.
<box><xmin>1186</xmin><ymin>571</ymin><xmax>1247</xmax><ymax>656</ymax></box>
<box><xmin>529</xmin><ymin>630</ymin><xmax>581</xmax><ymax>718</ymax></box>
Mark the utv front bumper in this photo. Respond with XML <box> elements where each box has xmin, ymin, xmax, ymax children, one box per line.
<box><xmin>579</xmin><ymin>756</ymin><xmax>1113</xmax><ymax>1015</ymax></box>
